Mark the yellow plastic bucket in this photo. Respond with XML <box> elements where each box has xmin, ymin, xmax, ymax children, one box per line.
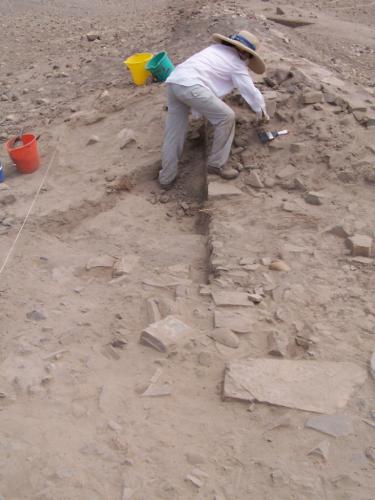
<box><xmin>124</xmin><ymin>53</ymin><xmax>153</xmax><ymax>86</ymax></box>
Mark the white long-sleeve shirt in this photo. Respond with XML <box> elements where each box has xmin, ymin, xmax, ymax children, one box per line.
<box><xmin>166</xmin><ymin>44</ymin><xmax>265</xmax><ymax>113</ymax></box>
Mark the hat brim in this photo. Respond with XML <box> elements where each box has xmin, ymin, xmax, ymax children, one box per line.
<box><xmin>212</xmin><ymin>33</ymin><xmax>266</xmax><ymax>74</ymax></box>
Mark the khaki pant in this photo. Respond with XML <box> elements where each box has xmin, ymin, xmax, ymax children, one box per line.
<box><xmin>159</xmin><ymin>83</ymin><xmax>235</xmax><ymax>185</ymax></box>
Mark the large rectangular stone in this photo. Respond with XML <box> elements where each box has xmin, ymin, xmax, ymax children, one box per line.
<box><xmin>223</xmin><ymin>358</ymin><xmax>367</xmax><ymax>413</ymax></box>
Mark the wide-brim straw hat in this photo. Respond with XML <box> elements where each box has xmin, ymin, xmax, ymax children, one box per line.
<box><xmin>212</xmin><ymin>31</ymin><xmax>266</xmax><ymax>74</ymax></box>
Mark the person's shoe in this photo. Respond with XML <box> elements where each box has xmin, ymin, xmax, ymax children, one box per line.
<box><xmin>158</xmin><ymin>178</ymin><xmax>176</xmax><ymax>191</ymax></box>
<box><xmin>207</xmin><ymin>165</ymin><xmax>239</xmax><ymax>180</ymax></box>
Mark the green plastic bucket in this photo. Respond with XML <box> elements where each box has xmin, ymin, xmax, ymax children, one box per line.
<box><xmin>145</xmin><ymin>51</ymin><xmax>175</xmax><ymax>82</ymax></box>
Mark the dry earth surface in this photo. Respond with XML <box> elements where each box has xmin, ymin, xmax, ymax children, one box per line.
<box><xmin>0</xmin><ymin>0</ymin><xmax>375</xmax><ymax>499</ymax></box>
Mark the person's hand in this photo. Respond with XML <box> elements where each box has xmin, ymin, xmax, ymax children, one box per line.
<box><xmin>256</xmin><ymin>108</ymin><xmax>270</xmax><ymax>124</ymax></box>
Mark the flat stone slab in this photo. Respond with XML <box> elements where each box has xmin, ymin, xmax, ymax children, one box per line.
<box><xmin>223</xmin><ymin>359</ymin><xmax>367</xmax><ymax>413</ymax></box>
<box><xmin>140</xmin><ymin>315</ymin><xmax>192</xmax><ymax>353</ymax></box>
<box><xmin>214</xmin><ymin>310</ymin><xmax>253</xmax><ymax>333</ymax></box>
<box><xmin>305</xmin><ymin>414</ymin><xmax>354</xmax><ymax>437</ymax></box>
<box><xmin>212</xmin><ymin>291</ymin><xmax>251</xmax><ymax>307</ymax></box>
<box><xmin>208</xmin><ymin>182</ymin><xmax>243</xmax><ymax>200</ymax></box>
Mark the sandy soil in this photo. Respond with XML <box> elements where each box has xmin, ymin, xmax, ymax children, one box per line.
<box><xmin>0</xmin><ymin>1</ymin><xmax>375</xmax><ymax>499</ymax></box>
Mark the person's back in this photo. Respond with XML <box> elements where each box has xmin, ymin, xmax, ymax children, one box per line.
<box><xmin>167</xmin><ymin>44</ymin><xmax>249</xmax><ymax>97</ymax></box>
<box><xmin>159</xmin><ymin>30</ymin><xmax>269</xmax><ymax>188</ymax></box>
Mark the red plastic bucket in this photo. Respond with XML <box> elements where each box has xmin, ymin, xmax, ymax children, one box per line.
<box><xmin>5</xmin><ymin>134</ymin><xmax>40</xmax><ymax>174</ymax></box>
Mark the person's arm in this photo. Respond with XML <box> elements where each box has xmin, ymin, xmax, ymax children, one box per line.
<box><xmin>232</xmin><ymin>72</ymin><xmax>269</xmax><ymax>121</ymax></box>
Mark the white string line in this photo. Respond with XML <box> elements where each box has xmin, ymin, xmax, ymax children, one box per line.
<box><xmin>0</xmin><ymin>145</ymin><xmax>58</xmax><ymax>276</ymax></box>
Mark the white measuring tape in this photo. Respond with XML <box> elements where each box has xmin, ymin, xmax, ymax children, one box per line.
<box><xmin>0</xmin><ymin>145</ymin><xmax>58</xmax><ymax>276</ymax></box>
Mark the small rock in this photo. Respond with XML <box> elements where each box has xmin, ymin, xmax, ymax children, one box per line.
<box><xmin>87</xmin><ymin>135</ymin><xmax>100</xmax><ymax>145</ymax></box>
<box><xmin>263</xmin><ymin>176</ymin><xmax>276</xmax><ymax>188</ymax></box>
<box><xmin>86</xmin><ymin>254</ymin><xmax>114</xmax><ymax>270</ymax></box>
<box><xmin>209</xmin><ymin>328</ymin><xmax>240</xmax><ymax>348</ymax></box>
<box><xmin>308</xmin><ymin>441</ymin><xmax>330</xmax><ymax>461</ymax></box>
<box><xmin>99</xmin><ymin>90</ymin><xmax>110</xmax><ymax>101</ymax></box>
<box><xmin>276</xmin><ymin>164</ymin><xmax>296</xmax><ymax>179</ymax></box>
<box><xmin>305</xmin><ymin>191</ymin><xmax>323</xmax><ymax>205</ymax></box>
<box><xmin>276</xmin><ymin>7</ymin><xmax>285</xmax><ymax>15</ymax></box>
<box><xmin>313</xmin><ymin>104</ymin><xmax>323</xmax><ymax>111</ymax></box>
<box><xmin>146</xmin><ymin>298</ymin><xmax>162</xmax><ymax>323</ymax></box>
<box><xmin>185</xmin><ymin>474</ymin><xmax>203</xmax><ymax>488</ymax></box>
<box><xmin>303</xmin><ymin>91</ymin><xmax>323</xmax><ymax>105</ymax></box>
<box><xmin>108</xmin><ymin>420</ymin><xmax>122</xmax><ymax>432</ymax></box>
<box><xmin>327</xmin><ymin>223</ymin><xmax>352</xmax><ymax>239</ymax></box>
<box><xmin>267</xmin><ymin>330</ymin><xmax>289</xmax><ymax>357</ymax></box>
<box><xmin>305</xmin><ymin>414</ymin><xmax>354</xmax><ymax>437</ymax></box>
<box><xmin>208</xmin><ymin>181</ymin><xmax>242</xmax><ymax>200</ymax></box>
<box><xmin>347</xmin><ymin>234</ymin><xmax>373</xmax><ymax>257</ymax></box>
<box><xmin>36</xmin><ymin>98</ymin><xmax>50</xmax><ymax>105</ymax></box>
<box><xmin>159</xmin><ymin>194</ymin><xmax>170</xmax><ymax>204</ymax></box>
<box><xmin>365</xmin><ymin>447</ymin><xmax>375</xmax><ymax>463</ymax></box>
<box><xmin>294</xmin><ymin>177</ymin><xmax>306</xmax><ymax>191</ymax></box>
<box><xmin>0</xmin><ymin>94</ymin><xmax>9</xmax><ymax>101</ymax></box>
<box><xmin>26</xmin><ymin>309</ymin><xmax>46</xmax><ymax>321</ymax></box>
<box><xmin>269</xmin><ymin>260</ymin><xmax>290</xmax><ymax>272</ymax></box>
<box><xmin>86</xmin><ymin>32</ymin><xmax>101</xmax><ymax>42</ymax></box>
<box><xmin>261</xmin><ymin>257</ymin><xmax>272</xmax><ymax>266</ymax></box>
<box><xmin>70</xmin><ymin>110</ymin><xmax>105</xmax><ymax>126</ymax></box>
<box><xmin>118</xmin><ymin>128</ymin><xmax>136</xmax><ymax>149</ymax></box>
<box><xmin>248</xmin><ymin>293</ymin><xmax>262</xmax><ymax>304</ymax></box>
<box><xmin>246</xmin><ymin>171</ymin><xmax>264</xmax><ymax>188</ymax></box>
<box><xmin>282</xmin><ymin>201</ymin><xmax>296</xmax><ymax>212</ymax></box>
<box><xmin>199</xmin><ymin>285</ymin><xmax>211</xmax><ymax>296</ymax></box>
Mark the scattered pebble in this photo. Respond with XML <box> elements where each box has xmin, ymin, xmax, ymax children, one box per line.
<box><xmin>305</xmin><ymin>191</ymin><xmax>323</xmax><ymax>205</ymax></box>
<box><xmin>87</xmin><ymin>135</ymin><xmax>100</xmax><ymax>145</ymax></box>
<box><xmin>86</xmin><ymin>32</ymin><xmax>100</xmax><ymax>42</ymax></box>
<box><xmin>269</xmin><ymin>260</ymin><xmax>290</xmax><ymax>272</ymax></box>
